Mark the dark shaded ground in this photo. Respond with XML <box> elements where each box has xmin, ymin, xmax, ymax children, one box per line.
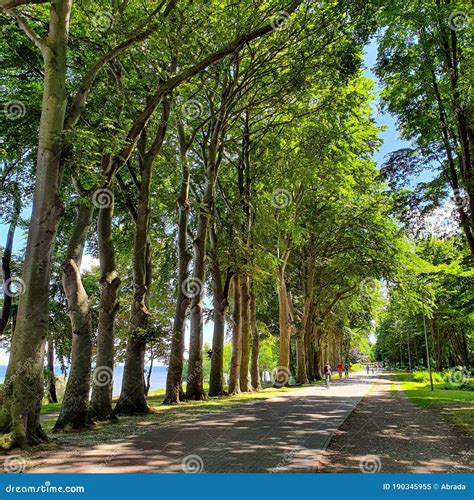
<box><xmin>319</xmin><ymin>373</ymin><xmax>474</xmax><ymax>473</ymax></box>
<box><xmin>29</xmin><ymin>374</ymin><xmax>373</xmax><ymax>473</ymax></box>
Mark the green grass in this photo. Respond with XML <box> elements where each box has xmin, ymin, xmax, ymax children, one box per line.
<box><xmin>394</xmin><ymin>371</ymin><xmax>474</xmax><ymax>436</ymax></box>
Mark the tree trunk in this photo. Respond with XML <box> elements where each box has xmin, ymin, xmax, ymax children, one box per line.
<box><xmin>249</xmin><ymin>280</ymin><xmax>261</xmax><ymax>391</ymax></box>
<box><xmin>0</xmin><ymin>197</ymin><xmax>20</xmax><ymax>335</ymax></box>
<box><xmin>46</xmin><ymin>340</ymin><xmax>57</xmax><ymax>404</ymax></box>
<box><xmin>164</xmin><ymin>123</ymin><xmax>191</xmax><ymax>404</ymax></box>
<box><xmin>185</xmin><ymin>210</ymin><xmax>208</xmax><ymax>401</ymax></box>
<box><xmin>54</xmin><ymin>201</ymin><xmax>93</xmax><ymax>430</ymax></box>
<box><xmin>228</xmin><ymin>273</ymin><xmax>242</xmax><ymax>394</ymax></box>
<box><xmin>145</xmin><ymin>350</ymin><xmax>153</xmax><ymax>396</ymax></box>
<box><xmin>277</xmin><ymin>251</ymin><xmax>291</xmax><ymax>378</ymax></box>
<box><xmin>90</xmin><ymin>200</ymin><xmax>120</xmax><ymax>420</ymax></box>
<box><xmin>0</xmin><ymin>0</ymin><xmax>72</xmax><ymax>448</ymax></box>
<box><xmin>239</xmin><ymin>274</ymin><xmax>252</xmax><ymax>392</ymax></box>
<box><xmin>208</xmin><ymin>224</ymin><xmax>230</xmax><ymax>397</ymax></box>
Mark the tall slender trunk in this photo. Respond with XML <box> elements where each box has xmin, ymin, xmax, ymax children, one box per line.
<box><xmin>186</xmin><ymin>141</ymin><xmax>220</xmax><ymax>401</ymax></box>
<box><xmin>46</xmin><ymin>341</ymin><xmax>57</xmax><ymax>404</ymax></box>
<box><xmin>54</xmin><ymin>201</ymin><xmax>93</xmax><ymax>430</ymax></box>
<box><xmin>115</xmin><ymin>101</ymin><xmax>169</xmax><ymax>414</ymax></box>
<box><xmin>165</xmin><ymin>124</ymin><xmax>191</xmax><ymax>404</ymax></box>
<box><xmin>186</xmin><ymin>211</ymin><xmax>208</xmax><ymax>401</ymax></box>
<box><xmin>228</xmin><ymin>273</ymin><xmax>242</xmax><ymax>394</ymax></box>
<box><xmin>239</xmin><ymin>274</ymin><xmax>252</xmax><ymax>392</ymax></box>
<box><xmin>277</xmin><ymin>250</ymin><xmax>291</xmax><ymax>378</ymax></box>
<box><xmin>249</xmin><ymin>280</ymin><xmax>261</xmax><ymax>391</ymax></box>
<box><xmin>0</xmin><ymin>197</ymin><xmax>20</xmax><ymax>335</ymax></box>
<box><xmin>90</xmin><ymin>200</ymin><xmax>120</xmax><ymax>420</ymax></box>
<box><xmin>0</xmin><ymin>0</ymin><xmax>72</xmax><ymax>448</ymax></box>
<box><xmin>208</xmin><ymin>224</ymin><xmax>230</xmax><ymax>396</ymax></box>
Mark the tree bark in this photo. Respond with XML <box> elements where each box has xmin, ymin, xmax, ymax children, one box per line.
<box><xmin>164</xmin><ymin>123</ymin><xmax>191</xmax><ymax>404</ymax></box>
<box><xmin>208</xmin><ymin>223</ymin><xmax>231</xmax><ymax>397</ymax></box>
<box><xmin>277</xmin><ymin>250</ymin><xmax>291</xmax><ymax>379</ymax></box>
<box><xmin>228</xmin><ymin>273</ymin><xmax>242</xmax><ymax>394</ymax></box>
<box><xmin>90</xmin><ymin>200</ymin><xmax>120</xmax><ymax>420</ymax></box>
<box><xmin>0</xmin><ymin>197</ymin><xmax>20</xmax><ymax>335</ymax></box>
<box><xmin>0</xmin><ymin>0</ymin><xmax>72</xmax><ymax>448</ymax></box>
<box><xmin>115</xmin><ymin>100</ymin><xmax>169</xmax><ymax>414</ymax></box>
<box><xmin>46</xmin><ymin>340</ymin><xmax>57</xmax><ymax>404</ymax></box>
<box><xmin>249</xmin><ymin>280</ymin><xmax>261</xmax><ymax>391</ymax></box>
<box><xmin>239</xmin><ymin>273</ymin><xmax>252</xmax><ymax>392</ymax></box>
<box><xmin>54</xmin><ymin>201</ymin><xmax>93</xmax><ymax>430</ymax></box>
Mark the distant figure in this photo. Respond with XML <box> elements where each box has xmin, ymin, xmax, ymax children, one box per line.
<box><xmin>336</xmin><ymin>362</ymin><xmax>343</xmax><ymax>379</ymax></box>
<box><xmin>324</xmin><ymin>362</ymin><xmax>332</xmax><ymax>389</ymax></box>
<box><xmin>366</xmin><ymin>363</ymin><xmax>370</xmax><ymax>375</ymax></box>
<box><xmin>344</xmin><ymin>363</ymin><xmax>350</xmax><ymax>378</ymax></box>
<box><xmin>371</xmin><ymin>364</ymin><xmax>375</xmax><ymax>374</ymax></box>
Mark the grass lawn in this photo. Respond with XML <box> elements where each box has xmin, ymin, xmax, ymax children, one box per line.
<box><xmin>394</xmin><ymin>371</ymin><xmax>474</xmax><ymax>436</ymax></box>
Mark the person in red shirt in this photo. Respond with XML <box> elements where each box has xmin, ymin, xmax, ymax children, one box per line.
<box><xmin>336</xmin><ymin>362</ymin><xmax>343</xmax><ymax>379</ymax></box>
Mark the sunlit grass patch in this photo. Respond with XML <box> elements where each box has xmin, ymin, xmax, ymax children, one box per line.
<box><xmin>394</xmin><ymin>371</ymin><xmax>474</xmax><ymax>436</ymax></box>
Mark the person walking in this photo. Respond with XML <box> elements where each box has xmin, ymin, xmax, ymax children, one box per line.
<box><xmin>344</xmin><ymin>363</ymin><xmax>350</xmax><ymax>378</ymax></box>
<box><xmin>336</xmin><ymin>362</ymin><xmax>343</xmax><ymax>379</ymax></box>
<box><xmin>324</xmin><ymin>362</ymin><xmax>332</xmax><ymax>389</ymax></box>
<box><xmin>366</xmin><ymin>363</ymin><xmax>370</xmax><ymax>375</ymax></box>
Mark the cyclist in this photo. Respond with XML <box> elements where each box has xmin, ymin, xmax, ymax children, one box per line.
<box><xmin>323</xmin><ymin>362</ymin><xmax>332</xmax><ymax>389</ymax></box>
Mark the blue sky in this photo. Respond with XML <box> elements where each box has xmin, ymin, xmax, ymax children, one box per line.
<box><xmin>0</xmin><ymin>40</ymin><xmax>412</xmax><ymax>364</ymax></box>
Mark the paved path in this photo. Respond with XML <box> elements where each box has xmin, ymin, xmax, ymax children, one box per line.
<box><xmin>29</xmin><ymin>372</ymin><xmax>374</xmax><ymax>473</ymax></box>
<box><xmin>319</xmin><ymin>373</ymin><xmax>474</xmax><ymax>473</ymax></box>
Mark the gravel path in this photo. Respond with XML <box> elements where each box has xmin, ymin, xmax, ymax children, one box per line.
<box><xmin>29</xmin><ymin>373</ymin><xmax>373</xmax><ymax>473</ymax></box>
<box><xmin>319</xmin><ymin>373</ymin><xmax>474</xmax><ymax>473</ymax></box>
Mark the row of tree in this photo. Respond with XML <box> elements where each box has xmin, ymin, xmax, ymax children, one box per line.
<box><xmin>0</xmin><ymin>0</ymin><xmax>471</xmax><ymax>450</ymax></box>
